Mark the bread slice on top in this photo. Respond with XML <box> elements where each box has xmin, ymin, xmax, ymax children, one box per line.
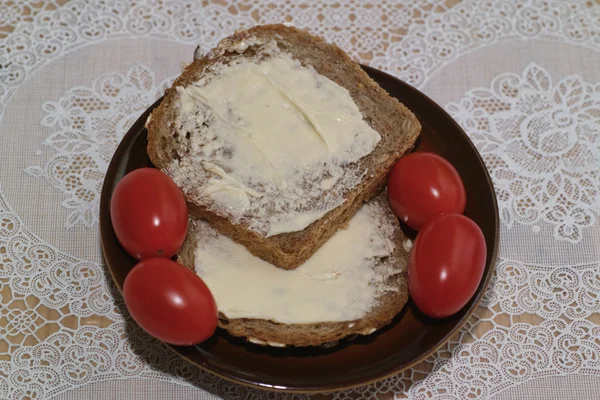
<box><xmin>147</xmin><ymin>24</ymin><xmax>421</xmax><ymax>270</ymax></box>
<box><xmin>177</xmin><ymin>192</ymin><xmax>410</xmax><ymax>347</ymax></box>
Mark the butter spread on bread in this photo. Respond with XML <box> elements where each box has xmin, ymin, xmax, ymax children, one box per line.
<box><xmin>172</xmin><ymin>50</ymin><xmax>381</xmax><ymax>237</ymax></box>
<box><xmin>192</xmin><ymin>196</ymin><xmax>399</xmax><ymax>324</ymax></box>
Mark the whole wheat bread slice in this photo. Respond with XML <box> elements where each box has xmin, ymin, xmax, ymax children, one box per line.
<box><xmin>177</xmin><ymin>193</ymin><xmax>410</xmax><ymax>348</ymax></box>
<box><xmin>147</xmin><ymin>24</ymin><xmax>420</xmax><ymax>270</ymax></box>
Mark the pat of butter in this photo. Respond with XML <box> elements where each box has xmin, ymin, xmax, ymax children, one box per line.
<box><xmin>174</xmin><ymin>51</ymin><xmax>381</xmax><ymax>237</ymax></box>
<box><xmin>193</xmin><ymin>200</ymin><xmax>401</xmax><ymax>324</ymax></box>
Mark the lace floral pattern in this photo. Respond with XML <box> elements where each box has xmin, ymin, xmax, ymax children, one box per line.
<box><xmin>227</xmin><ymin>0</ymin><xmax>452</xmax><ymax>61</ymax></box>
<box><xmin>0</xmin><ymin>0</ymin><xmax>65</xmax><ymax>39</ymax></box>
<box><xmin>447</xmin><ymin>63</ymin><xmax>600</xmax><ymax>243</ymax></box>
<box><xmin>335</xmin><ymin>260</ymin><xmax>600</xmax><ymax>399</ymax></box>
<box><xmin>376</xmin><ymin>0</ymin><xmax>600</xmax><ymax>87</ymax></box>
<box><xmin>24</xmin><ymin>64</ymin><xmax>172</xmax><ymax>229</ymax></box>
<box><xmin>485</xmin><ymin>259</ymin><xmax>600</xmax><ymax>319</ymax></box>
<box><xmin>0</xmin><ymin>0</ymin><xmax>599</xmax><ymax>399</ymax></box>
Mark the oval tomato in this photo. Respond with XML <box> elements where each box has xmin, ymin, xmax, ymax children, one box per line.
<box><xmin>110</xmin><ymin>168</ymin><xmax>188</xmax><ymax>260</ymax></box>
<box><xmin>123</xmin><ymin>258</ymin><xmax>218</xmax><ymax>345</ymax></box>
<box><xmin>387</xmin><ymin>152</ymin><xmax>466</xmax><ymax>230</ymax></box>
<box><xmin>408</xmin><ymin>214</ymin><xmax>486</xmax><ymax>318</ymax></box>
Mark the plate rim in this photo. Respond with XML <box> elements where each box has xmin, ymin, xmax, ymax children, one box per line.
<box><xmin>99</xmin><ymin>64</ymin><xmax>500</xmax><ymax>393</ymax></box>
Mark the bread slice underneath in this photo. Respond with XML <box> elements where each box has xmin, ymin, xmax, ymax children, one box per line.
<box><xmin>177</xmin><ymin>192</ymin><xmax>410</xmax><ymax>348</ymax></box>
<box><xmin>147</xmin><ymin>24</ymin><xmax>421</xmax><ymax>270</ymax></box>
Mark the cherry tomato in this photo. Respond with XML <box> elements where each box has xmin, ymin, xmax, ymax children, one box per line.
<box><xmin>387</xmin><ymin>152</ymin><xmax>466</xmax><ymax>230</ymax></box>
<box><xmin>123</xmin><ymin>258</ymin><xmax>218</xmax><ymax>345</ymax></box>
<box><xmin>110</xmin><ymin>168</ymin><xmax>188</xmax><ymax>260</ymax></box>
<box><xmin>408</xmin><ymin>214</ymin><xmax>486</xmax><ymax>318</ymax></box>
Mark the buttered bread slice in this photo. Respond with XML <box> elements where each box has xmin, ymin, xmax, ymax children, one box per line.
<box><xmin>177</xmin><ymin>193</ymin><xmax>409</xmax><ymax>347</ymax></box>
<box><xmin>147</xmin><ymin>24</ymin><xmax>421</xmax><ymax>269</ymax></box>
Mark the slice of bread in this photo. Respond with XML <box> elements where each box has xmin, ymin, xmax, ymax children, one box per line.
<box><xmin>147</xmin><ymin>24</ymin><xmax>421</xmax><ymax>270</ymax></box>
<box><xmin>177</xmin><ymin>193</ymin><xmax>410</xmax><ymax>348</ymax></box>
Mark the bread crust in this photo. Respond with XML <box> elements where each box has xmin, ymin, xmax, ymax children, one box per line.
<box><xmin>147</xmin><ymin>24</ymin><xmax>421</xmax><ymax>269</ymax></box>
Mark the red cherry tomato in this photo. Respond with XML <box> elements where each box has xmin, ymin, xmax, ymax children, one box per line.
<box><xmin>408</xmin><ymin>214</ymin><xmax>486</xmax><ymax>318</ymax></box>
<box><xmin>123</xmin><ymin>258</ymin><xmax>218</xmax><ymax>345</ymax></box>
<box><xmin>110</xmin><ymin>168</ymin><xmax>188</xmax><ymax>260</ymax></box>
<box><xmin>387</xmin><ymin>152</ymin><xmax>466</xmax><ymax>230</ymax></box>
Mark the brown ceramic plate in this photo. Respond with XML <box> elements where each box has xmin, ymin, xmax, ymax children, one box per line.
<box><xmin>100</xmin><ymin>65</ymin><xmax>499</xmax><ymax>393</ymax></box>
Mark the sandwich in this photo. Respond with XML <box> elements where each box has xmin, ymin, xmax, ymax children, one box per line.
<box><xmin>178</xmin><ymin>192</ymin><xmax>409</xmax><ymax>347</ymax></box>
<box><xmin>146</xmin><ymin>24</ymin><xmax>420</xmax><ymax>270</ymax></box>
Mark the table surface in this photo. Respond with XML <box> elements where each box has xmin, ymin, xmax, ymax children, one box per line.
<box><xmin>0</xmin><ymin>1</ymin><xmax>599</xmax><ymax>399</ymax></box>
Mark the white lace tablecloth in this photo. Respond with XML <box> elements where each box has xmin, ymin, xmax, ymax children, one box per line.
<box><xmin>1</xmin><ymin>1</ymin><xmax>599</xmax><ymax>399</ymax></box>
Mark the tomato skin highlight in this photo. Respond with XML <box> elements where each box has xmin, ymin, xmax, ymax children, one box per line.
<box><xmin>123</xmin><ymin>258</ymin><xmax>218</xmax><ymax>345</ymax></box>
<box><xmin>408</xmin><ymin>214</ymin><xmax>486</xmax><ymax>319</ymax></box>
<box><xmin>387</xmin><ymin>152</ymin><xmax>466</xmax><ymax>230</ymax></box>
<box><xmin>110</xmin><ymin>168</ymin><xmax>188</xmax><ymax>260</ymax></box>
